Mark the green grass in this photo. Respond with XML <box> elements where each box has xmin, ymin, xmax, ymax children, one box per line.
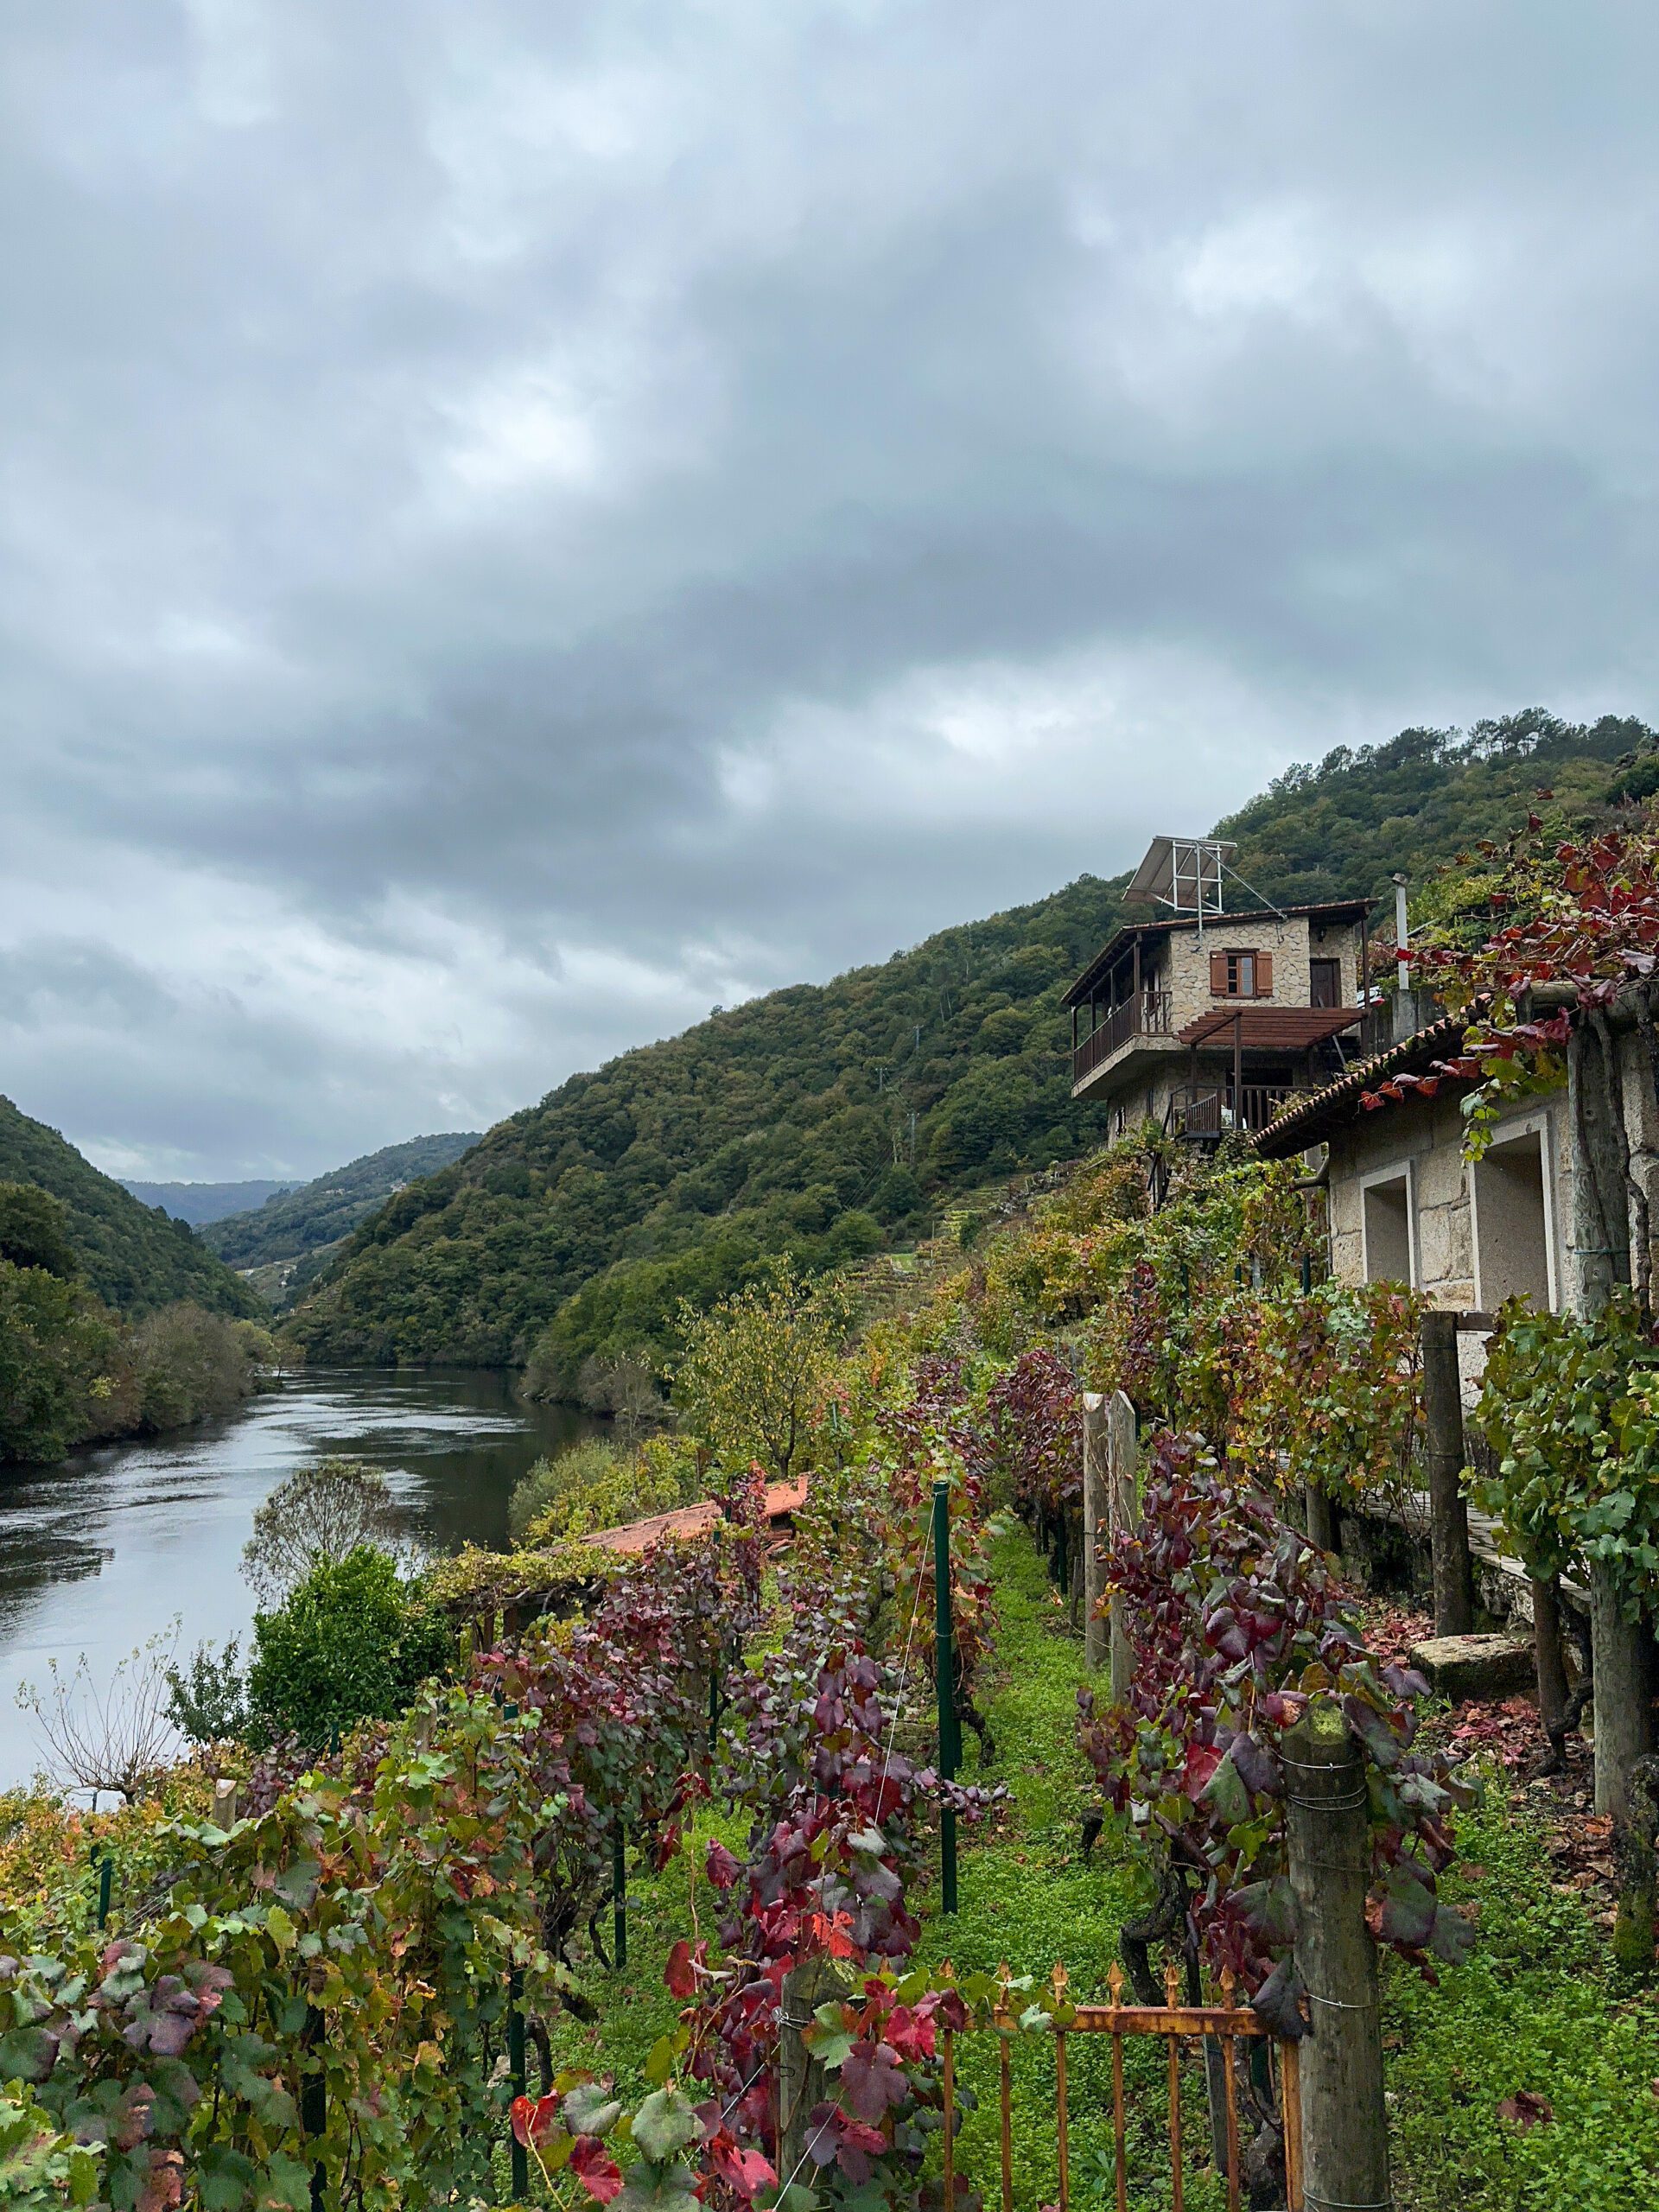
<box><xmin>1382</xmin><ymin>1784</ymin><xmax>1659</xmax><ymax>2211</ymax></box>
<box><xmin>525</xmin><ymin>1528</ymin><xmax>1659</xmax><ymax>2211</ymax></box>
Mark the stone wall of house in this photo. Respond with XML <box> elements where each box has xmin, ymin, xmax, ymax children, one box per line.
<box><xmin>1325</xmin><ymin>1083</ymin><xmax>1572</xmax><ymax>1311</ymax></box>
<box><xmin>1160</xmin><ymin>916</ymin><xmax>1365</xmax><ymax>1028</ymax></box>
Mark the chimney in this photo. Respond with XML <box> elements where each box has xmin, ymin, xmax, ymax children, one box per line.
<box><xmin>1390</xmin><ymin>873</ymin><xmax>1414</xmax><ymax>1042</ymax></box>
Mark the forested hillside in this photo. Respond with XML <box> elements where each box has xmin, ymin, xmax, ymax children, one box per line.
<box><xmin>121</xmin><ymin>1176</ymin><xmax>296</xmax><ymax>1226</ymax></box>
<box><xmin>203</xmin><ymin>1132</ymin><xmax>480</xmax><ymax>1276</ymax></box>
<box><xmin>0</xmin><ymin>1097</ymin><xmax>260</xmax><ymax>1319</ymax></box>
<box><xmin>289</xmin><ymin>709</ymin><xmax>1655</xmax><ymax>1376</ymax></box>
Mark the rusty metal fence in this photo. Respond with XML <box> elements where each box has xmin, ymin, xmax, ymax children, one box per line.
<box><xmin>942</xmin><ymin>1961</ymin><xmax>1305</xmax><ymax>2212</ymax></box>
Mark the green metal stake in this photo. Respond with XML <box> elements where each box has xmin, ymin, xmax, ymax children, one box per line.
<box><xmin>508</xmin><ymin>1967</ymin><xmax>528</xmax><ymax>2196</ymax></box>
<box><xmin>613</xmin><ymin>1817</ymin><xmax>628</xmax><ymax>1969</ymax></box>
<box><xmin>1301</xmin><ymin>1253</ymin><xmax>1313</xmax><ymax>1295</ymax></box>
<box><xmin>931</xmin><ymin>1478</ymin><xmax>959</xmax><ymax>1915</ymax></box>
<box><xmin>92</xmin><ymin>1845</ymin><xmax>111</xmax><ymax>1930</ymax></box>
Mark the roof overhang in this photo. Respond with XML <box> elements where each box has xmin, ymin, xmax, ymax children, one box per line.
<box><xmin>1176</xmin><ymin>1005</ymin><xmax>1363</xmax><ymax>1052</ymax></box>
<box><xmin>1251</xmin><ymin>1013</ymin><xmax>1471</xmax><ymax>1157</ymax></box>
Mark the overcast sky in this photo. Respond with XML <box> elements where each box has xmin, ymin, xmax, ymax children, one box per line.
<box><xmin>4</xmin><ymin>2</ymin><xmax>1658</xmax><ymax>1182</ymax></box>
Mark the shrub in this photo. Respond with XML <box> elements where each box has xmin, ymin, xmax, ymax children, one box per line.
<box><xmin>508</xmin><ymin>1437</ymin><xmax>621</xmax><ymax>1541</ymax></box>
<box><xmin>1079</xmin><ymin>1434</ymin><xmax>1471</xmax><ymax>2005</ymax></box>
<box><xmin>15</xmin><ymin>1630</ymin><xmax>182</xmax><ymax>1805</ymax></box>
<box><xmin>510</xmin><ymin>1434</ymin><xmax>701</xmax><ymax>1543</ymax></box>
<box><xmin>241</xmin><ymin>1455</ymin><xmax>408</xmax><ymax>1605</ymax></box>
<box><xmin>247</xmin><ymin>1548</ymin><xmax>452</xmax><ymax>1748</ymax></box>
<box><xmin>164</xmin><ymin>1636</ymin><xmax>251</xmax><ymax>1745</ymax></box>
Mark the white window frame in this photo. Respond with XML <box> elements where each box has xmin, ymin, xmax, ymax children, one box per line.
<box><xmin>1358</xmin><ymin>1158</ymin><xmax>1418</xmax><ymax>1287</ymax></box>
<box><xmin>1470</xmin><ymin>1107</ymin><xmax>1559</xmax><ymax>1314</ymax></box>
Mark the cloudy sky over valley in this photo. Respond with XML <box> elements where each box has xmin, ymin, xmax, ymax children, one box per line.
<box><xmin>5</xmin><ymin>1</ymin><xmax>1658</xmax><ymax>1179</ymax></box>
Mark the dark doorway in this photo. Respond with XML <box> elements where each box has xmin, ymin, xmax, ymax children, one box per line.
<box><xmin>1310</xmin><ymin>957</ymin><xmax>1340</xmax><ymax>1007</ymax></box>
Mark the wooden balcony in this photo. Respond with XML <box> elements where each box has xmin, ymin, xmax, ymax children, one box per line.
<box><xmin>1072</xmin><ymin>990</ymin><xmax>1173</xmax><ymax>1084</ymax></box>
<box><xmin>1167</xmin><ymin>1083</ymin><xmax>1309</xmax><ymax>1142</ymax></box>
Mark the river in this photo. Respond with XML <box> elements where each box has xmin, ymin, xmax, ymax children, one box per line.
<box><xmin>0</xmin><ymin>1368</ymin><xmax>601</xmax><ymax>1791</ymax></box>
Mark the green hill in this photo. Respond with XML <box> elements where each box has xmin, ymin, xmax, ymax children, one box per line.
<box><xmin>288</xmin><ymin>709</ymin><xmax>1656</xmax><ymax>1376</ymax></box>
<box><xmin>0</xmin><ymin>1097</ymin><xmax>261</xmax><ymax>1319</ymax></box>
<box><xmin>202</xmin><ymin>1134</ymin><xmax>482</xmax><ymax>1299</ymax></box>
<box><xmin>121</xmin><ymin>1176</ymin><xmax>296</xmax><ymax>1226</ymax></box>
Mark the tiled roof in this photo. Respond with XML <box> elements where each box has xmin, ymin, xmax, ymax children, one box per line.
<box><xmin>582</xmin><ymin>1478</ymin><xmax>808</xmax><ymax>1555</ymax></box>
<box><xmin>1249</xmin><ymin>1012</ymin><xmax>1470</xmax><ymax>1158</ymax></box>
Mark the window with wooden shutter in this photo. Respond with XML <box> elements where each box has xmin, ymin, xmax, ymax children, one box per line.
<box><xmin>1211</xmin><ymin>949</ymin><xmax>1266</xmax><ymax>997</ymax></box>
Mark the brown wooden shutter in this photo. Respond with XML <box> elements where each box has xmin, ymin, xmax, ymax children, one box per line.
<box><xmin>1255</xmin><ymin>951</ymin><xmax>1274</xmax><ymax>997</ymax></box>
<box><xmin>1210</xmin><ymin>950</ymin><xmax>1229</xmax><ymax>995</ymax></box>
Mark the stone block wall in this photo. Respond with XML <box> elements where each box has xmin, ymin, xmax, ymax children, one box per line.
<box><xmin>1325</xmin><ymin>1083</ymin><xmax>1571</xmax><ymax>1313</ymax></box>
<box><xmin>1157</xmin><ymin>915</ymin><xmax>1364</xmax><ymax>1029</ymax></box>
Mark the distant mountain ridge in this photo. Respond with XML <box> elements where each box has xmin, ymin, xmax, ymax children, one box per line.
<box><xmin>202</xmin><ymin>1133</ymin><xmax>482</xmax><ymax>1302</ymax></box>
<box><xmin>0</xmin><ymin>1096</ymin><xmax>261</xmax><ymax>1319</ymax></box>
<box><xmin>284</xmin><ymin>709</ymin><xmax>1659</xmax><ymax>1376</ymax></box>
<box><xmin>122</xmin><ymin>1177</ymin><xmax>297</xmax><ymax>1227</ymax></box>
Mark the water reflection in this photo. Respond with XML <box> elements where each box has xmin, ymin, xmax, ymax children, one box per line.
<box><xmin>0</xmin><ymin>1369</ymin><xmax>599</xmax><ymax>1789</ymax></box>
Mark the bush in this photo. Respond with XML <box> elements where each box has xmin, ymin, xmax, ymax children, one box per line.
<box><xmin>164</xmin><ymin>1637</ymin><xmax>251</xmax><ymax>1745</ymax></box>
<box><xmin>507</xmin><ymin>1434</ymin><xmax>699</xmax><ymax>1543</ymax></box>
<box><xmin>247</xmin><ymin>1548</ymin><xmax>452</xmax><ymax>1748</ymax></box>
<box><xmin>241</xmin><ymin>1455</ymin><xmax>408</xmax><ymax>1605</ymax></box>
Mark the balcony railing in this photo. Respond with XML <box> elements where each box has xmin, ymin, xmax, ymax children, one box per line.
<box><xmin>1168</xmin><ymin>1083</ymin><xmax>1308</xmax><ymax>1141</ymax></box>
<box><xmin>1072</xmin><ymin>990</ymin><xmax>1173</xmax><ymax>1084</ymax></box>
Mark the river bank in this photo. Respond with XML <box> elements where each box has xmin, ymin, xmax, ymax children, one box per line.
<box><xmin>0</xmin><ymin>1367</ymin><xmax>600</xmax><ymax>1788</ymax></box>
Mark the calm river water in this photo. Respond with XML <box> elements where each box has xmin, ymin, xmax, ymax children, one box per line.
<box><xmin>0</xmin><ymin>1369</ymin><xmax>599</xmax><ymax>1789</ymax></box>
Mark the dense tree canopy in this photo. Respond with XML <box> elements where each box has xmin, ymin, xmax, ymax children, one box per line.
<box><xmin>289</xmin><ymin>712</ymin><xmax>1658</xmax><ymax>1377</ymax></box>
<box><xmin>202</xmin><ymin>1130</ymin><xmax>480</xmax><ymax>1273</ymax></box>
<box><xmin>0</xmin><ymin>1096</ymin><xmax>258</xmax><ymax>1319</ymax></box>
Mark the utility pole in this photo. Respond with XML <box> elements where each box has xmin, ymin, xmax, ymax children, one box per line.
<box><xmin>1391</xmin><ymin>872</ymin><xmax>1413</xmax><ymax>1042</ymax></box>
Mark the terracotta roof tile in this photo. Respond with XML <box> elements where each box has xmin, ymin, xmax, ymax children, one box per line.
<box><xmin>582</xmin><ymin>1478</ymin><xmax>809</xmax><ymax>1555</ymax></box>
<box><xmin>1250</xmin><ymin>1011</ymin><xmax>1470</xmax><ymax>1158</ymax></box>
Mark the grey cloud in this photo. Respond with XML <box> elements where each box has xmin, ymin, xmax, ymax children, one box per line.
<box><xmin>3</xmin><ymin>0</ymin><xmax>1658</xmax><ymax>1176</ymax></box>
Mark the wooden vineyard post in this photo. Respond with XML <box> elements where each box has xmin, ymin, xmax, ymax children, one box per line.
<box><xmin>779</xmin><ymin>1958</ymin><xmax>842</xmax><ymax>2183</ymax></box>
<box><xmin>1082</xmin><ymin>1394</ymin><xmax>1108</xmax><ymax>1671</ymax></box>
<box><xmin>1420</xmin><ymin>1311</ymin><xmax>1474</xmax><ymax>1634</ymax></box>
<box><xmin>1305</xmin><ymin>1484</ymin><xmax>1338</xmax><ymax>1555</ymax></box>
<box><xmin>507</xmin><ymin>1969</ymin><xmax>529</xmax><ymax>2196</ymax></box>
<box><xmin>613</xmin><ymin>1817</ymin><xmax>628</xmax><ymax>1969</ymax></box>
<box><xmin>933</xmin><ymin>1478</ymin><xmax>960</xmax><ymax>1914</ymax></box>
<box><xmin>1284</xmin><ymin>1703</ymin><xmax>1389</xmax><ymax>2212</ymax></box>
<box><xmin>301</xmin><ymin>2005</ymin><xmax>327</xmax><ymax>2212</ymax></box>
<box><xmin>1106</xmin><ymin>1391</ymin><xmax>1138</xmax><ymax>1707</ymax></box>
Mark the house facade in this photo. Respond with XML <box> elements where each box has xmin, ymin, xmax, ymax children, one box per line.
<box><xmin>1065</xmin><ymin>898</ymin><xmax>1374</xmax><ymax>1143</ymax></box>
<box><xmin>1253</xmin><ymin>1020</ymin><xmax>1573</xmax><ymax>1313</ymax></box>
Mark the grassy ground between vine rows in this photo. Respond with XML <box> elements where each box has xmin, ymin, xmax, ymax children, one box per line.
<box><xmin>520</xmin><ymin>1529</ymin><xmax>1659</xmax><ymax>2211</ymax></box>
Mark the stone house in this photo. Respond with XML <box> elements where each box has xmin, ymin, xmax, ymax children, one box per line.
<box><xmin>1065</xmin><ymin>896</ymin><xmax>1374</xmax><ymax>1143</ymax></box>
<box><xmin>1253</xmin><ymin>1011</ymin><xmax>1572</xmax><ymax>1314</ymax></box>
